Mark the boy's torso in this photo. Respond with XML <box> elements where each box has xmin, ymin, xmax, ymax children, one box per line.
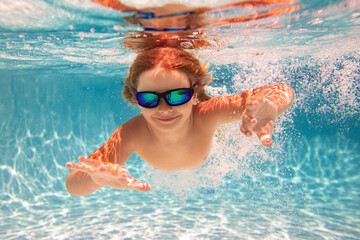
<box><xmin>132</xmin><ymin>110</ymin><xmax>216</xmax><ymax>172</ymax></box>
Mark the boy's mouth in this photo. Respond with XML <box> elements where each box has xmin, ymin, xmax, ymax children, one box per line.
<box><xmin>155</xmin><ymin>115</ymin><xmax>179</xmax><ymax>122</ymax></box>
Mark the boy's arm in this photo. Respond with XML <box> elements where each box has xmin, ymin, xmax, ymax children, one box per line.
<box><xmin>198</xmin><ymin>83</ymin><xmax>295</xmax><ymax>146</ymax></box>
<box><xmin>65</xmin><ymin>119</ymin><xmax>150</xmax><ymax>196</ymax></box>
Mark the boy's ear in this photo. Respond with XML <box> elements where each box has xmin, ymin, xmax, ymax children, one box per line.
<box><xmin>192</xmin><ymin>92</ymin><xmax>198</xmax><ymax>105</ymax></box>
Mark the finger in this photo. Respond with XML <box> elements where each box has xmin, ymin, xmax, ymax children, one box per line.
<box><xmin>79</xmin><ymin>156</ymin><xmax>101</xmax><ymax>168</ymax></box>
<box><xmin>97</xmin><ymin>163</ymin><xmax>128</xmax><ymax>176</ymax></box>
<box><xmin>254</xmin><ymin>120</ymin><xmax>274</xmax><ymax>147</ymax></box>
<box><xmin>255</xmin><ymin>84</ymin><xmax>268</xmax><ymax>102</ymax></box>
<box><xmin>66</xmin><ymin>162</ymin><xmax>93</xmax><ymax>173</ymax></box>
<box><xmin>97</xmin><ymin>163</ymin><xmax>122</xmax><ymax>175</ymax></box>
<box><xmin>245</xmin><ymin>99</ymin><xmax>260</xmax><ymax>112</ymax></box>
<box><xmin>66</xmin><ymin>162</ymin><xmax>83</xmax><ymax>169</ymax></box>
<box><xmin>246</xmin><ymin>85</ymin><xmax>268</xmax><ymax>111</ymax></box>
<box><xmin>242</xmin><ymin>112</ymin><xmax>259</xmax><ymax>126</ymax></box>
<box><xmin>241</xmin><ymin>114</ymin><xmax>257</xmax><ymax>136</ymax></box>
<box><xmin>118</xmin><ymin>167</ymin><xmax>130</xmax><ymax>178</ymax></box>
<box><xmin>110</xmin><ymin>163</ymin><xmax>126</xmax><ymax>175</ymax></box>
<box><xmin>128</xmin><ymin>178</ymin><xmax>151</xmax><ymax>192</ymax></box>
<box><xmin>242</xmin><ymin>112</ymin><xmax>253</xmax><ymax>122</ymax></box>
<box><xmin>240</xmin><ymin>123</ymin><xmax>253</xmax><ymax>137</ymax></box>
<box><xmin>65</xmin><ymin>162</ymin><xmax>75</xmax><ymax>168</ymax></box>
<box><xmin>259</xmin><ymin>134</ymin><xmax>273</xmax><ymax>147</ymax></box>
<box><xmin>252</xmin><ymin>84</ymin><xmax>268</xmax><ymax>105</ymax></box>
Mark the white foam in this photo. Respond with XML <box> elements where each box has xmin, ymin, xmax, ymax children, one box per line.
<box><xmin>0</xmin><ymin>0</ymin><xmax>71</xmax><ymax>30</ymax></box>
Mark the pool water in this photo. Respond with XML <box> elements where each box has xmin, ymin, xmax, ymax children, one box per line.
<box><xmin>1</xmin><ymin>0</ymin><xmax>359</xmax><ymax>239</ymax></box>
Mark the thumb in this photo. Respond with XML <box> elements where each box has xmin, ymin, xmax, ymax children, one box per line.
<box><xmin>246</xmin><ymin>85</ymin><xmax>268</xmax><ymax>111</ymax></box>
<box><xmin>256</xmin><ymin>84</ymin><xmax>269</xmax><ymax>100</ymax></box>
<box><xmin>256</xmin><ymin>119</ymin><xmax>274</xmax><ymax>147</ymax></box>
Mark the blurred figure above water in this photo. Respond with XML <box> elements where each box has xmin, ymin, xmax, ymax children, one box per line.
<box><xmin>93</xmin><ymin>0</ymin><xmax>301</xmax><ymax>51</ymax></box>
<box><xmin>93</xmin><ymin>0</ymin><xmax>300</xmax><ymax>32</ymax></box>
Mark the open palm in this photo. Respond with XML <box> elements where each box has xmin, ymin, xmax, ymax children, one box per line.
<box><xmin>66</xmin><ymin>156</ymin><xmax>151</xmax><ymax>192</ymax></box>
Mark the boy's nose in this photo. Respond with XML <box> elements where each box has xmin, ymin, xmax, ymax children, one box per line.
<box><xmin>158</xmin><ymin>98</ymin><xmax>173</xmax><ymax>113</ymax></box>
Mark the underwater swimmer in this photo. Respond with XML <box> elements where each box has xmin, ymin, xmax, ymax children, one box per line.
<box><xmin>92</xmin><ymin>0</ymin><xmax>300</xmax><ymax>31</ymax></box>
<box><xmin>65</xmin><ymin>47</ymin><xmax>294</xmax><ymax>196</ymax></box>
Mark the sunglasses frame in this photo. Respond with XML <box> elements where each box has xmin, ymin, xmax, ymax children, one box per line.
<box><xmin>136</xmin><ymin>88</ymin><xmax>195</xmax><ymax>108</ymax></box>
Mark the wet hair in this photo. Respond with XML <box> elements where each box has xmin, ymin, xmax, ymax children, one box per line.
<box><xmin>123</xmin><ymin>46</ymin><xmax>212</xmax><ymax>105</ymax></box>
<box><xmin>123</xmin><ymin>31</ymin><xmax>212</xmax><ymax>52</ymax></box>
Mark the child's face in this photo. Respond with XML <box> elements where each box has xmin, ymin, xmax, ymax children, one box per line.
<box><xmin>137</xmin><ymin>67</ymin><xmax>197</xmax><ymax>132</ymax></box>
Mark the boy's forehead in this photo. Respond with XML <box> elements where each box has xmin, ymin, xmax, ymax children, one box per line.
<box><xmin>153</xmin><ymin>67</ymin><xmax>166</xmax><ymax>78</ymax></box>
<box><xmin>137</xmin><ymin>68</ymin><xmax>190</xmax><ymax>91</ymax></box>
<box><xmin>140</xmin><ymin>68</ymin><xmax>188</xmax><ymax>81</ymax></box>
<box><xmin>146</xmin><ymin>67</ymin><xmax>179</xmax><ymax>78</ymax></box>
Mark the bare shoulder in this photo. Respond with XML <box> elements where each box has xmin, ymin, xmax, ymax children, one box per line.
<box><xmin>121</xmin><ymin>115</ymin><xmax>146</xmax><ymax>135</ymax></box>
<box><xmin>120</xmin><ymin>115</ymin><xmax>148</xmax><ymax>146</ymax></box>
<box><xmin>194</xmin><ymin>91</ymin><xmax>249</xmax><ymax>127</ymax></box>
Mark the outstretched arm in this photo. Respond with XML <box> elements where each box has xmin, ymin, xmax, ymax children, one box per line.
<box><xmin>65</xmin><ymin>120</ymin><xmax>151</xmax><ymax>196</ymax></box>
<box><xmin>198</xmin><ymin>83</ymin><xmax>294</xmax><ymax>147</ymax></box>
<box><xmin>66</xmin><ymin>156</ymin><xmax>151</xmax><ymax>196</ymax></box>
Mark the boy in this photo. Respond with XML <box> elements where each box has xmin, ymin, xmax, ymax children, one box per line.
<box><xmin>66</xmin><ymin>47</ymin><xmax>294</xmax><ymax>196</ymax></box>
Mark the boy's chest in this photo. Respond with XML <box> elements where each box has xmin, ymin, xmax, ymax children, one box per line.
<box><xmin>136</xmin><ymin>130</ymin><xmax>214</xmax><ymax>171</ymax></box>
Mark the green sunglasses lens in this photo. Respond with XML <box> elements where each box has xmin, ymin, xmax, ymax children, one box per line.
<box><xmin>136</xmin><ymin>92</ymin><xmax>158</xmax><ymax>108</ymax></box>
<box><xmin>166</xmin><ymin>89</ymin><xmax>193</xmax><ymax>105</ymax></box>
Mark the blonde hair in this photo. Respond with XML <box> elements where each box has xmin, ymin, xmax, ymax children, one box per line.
<box><xmin>123</xmin><ymin>47</ymin><xmax>212</xmax><ymax>105</ymax></box>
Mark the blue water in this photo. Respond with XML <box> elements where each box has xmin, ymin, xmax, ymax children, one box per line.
<box><xmin>1</xmin><ymin>0</ymin><xmax>359</xmax><ymax>239</ymax></box>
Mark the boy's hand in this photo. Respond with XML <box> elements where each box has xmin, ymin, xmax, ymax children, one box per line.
<box><xmin>240</xmin><ymin>85</ymin><xmax>279</xmax><ymax>147</ymax></box>
<box><xmin>66</xmin><ymin>156</ymin><xmax>151</xmax><ymax>192</ymax></box>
